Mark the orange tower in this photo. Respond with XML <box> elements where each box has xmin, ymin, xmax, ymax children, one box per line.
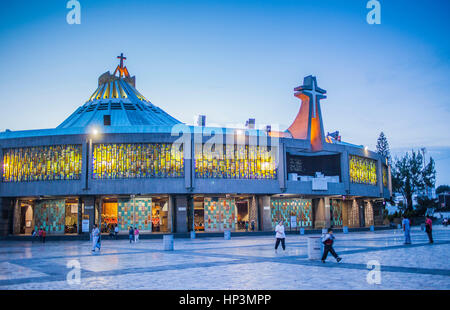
<box><xmin>287</xmin><ymin>75</ymin><xmax>327</xmax><ymax>151</ymax></box>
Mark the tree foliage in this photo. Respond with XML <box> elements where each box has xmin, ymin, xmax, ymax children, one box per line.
<box><xmin>415</xmin><ymin>196</ymin><xmax>438</xmax><ymax>217</ymax></box>
<box><xmin>376</xmin><ymin>132</ymin><xmax>391</xmax><ymax>165</ymax></box>
<box><xmin>391</xmin><ymin>150</ymin><xmax>436</xmax><ymax>211</ymax></box>
<box><xmin>436</xmin><ymin>185</ymin><xmax>450</xmax><ymax>194</ymax></box>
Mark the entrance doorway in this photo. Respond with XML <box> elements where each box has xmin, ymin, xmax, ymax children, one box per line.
<box><xmin>101</xmin><ymin>198</ymin><xmax>118</xmax><ymax>233</ymax></box>
<box><xmin>151</xmin><ymin>197</ymin><xmax>169</xmax><ymax>232</ymax></box>
<box><xmin>64</xmin><ymin>198</ymin><xmax>79</xmax><ymax>234</ymax></box>
<box><xmin>236</xmin><ymin>199</ymin><xmax>249</xmax><ymax>231</ymax></box>
<box><xmin>19</xmin><ymin>201</ymin><xmax>34</xmax><ymax>235</ymax></box>
<box><xmin>359</xmin><ymin>204</ymin><xmax>365</xmax><ymax>227</ymax></box>
<box><xmin>194</xmin><ymin>196</ymin><xmax>205</xmax><ymax>231</ymax></box>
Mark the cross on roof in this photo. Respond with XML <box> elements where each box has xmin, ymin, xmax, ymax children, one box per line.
<box><xmin>113</xmin><ymin>53</ymin><xmax>130</xmax><ymax>78</ymax></box>
<box><xmin>294</xmin><ymin>76</ymin><xmax>326</xmax><ymax>118</ymax></box>
<box><xmin>117</xmin><ymin>53</ymin><xmax>127</xmax><ymax>69</ymax></box>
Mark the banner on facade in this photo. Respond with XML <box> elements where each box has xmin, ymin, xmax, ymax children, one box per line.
<box><xmin>290</xmin><ymin>216</ymin><xmax>297</xmax><ymax>228</ymax></box>
<box><xmin>82</xmin><ymin>219</ymin><xmax>90</xmax><ymax>232</ymax></box>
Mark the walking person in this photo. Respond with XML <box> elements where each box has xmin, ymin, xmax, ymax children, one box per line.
<box><xmin>402</xmin><ymin>215</ymin><xmax>411</xmax><ymax>244</ymax></box>
<box><xmin>134</xmin><ymin>227</ymin><xmax>139</xmax><ymax>243</ymax></box>
<box><xmin>425</xmin><ymin>216</ymin><xmax>434</xmax><ymax>244</ymax></box>
<box><xmin>251</xmin><ymin>220</ymin><xmax>255</xmax><ymax>232</ymax></box>
<box><xmin>39</xmin><ymin>227</ymin><xmax>46</xmax><ymax>243</ymax></box>
<box><xmin>274</xmin><ymin>220</ymin><xmax>286</xmax><ymax>252</ymax></box>
<box><xmin>38</xmin><ymin>228</ymin><xmax>43</xmax><ymax>243</ymax></box>
<box><xmin>91</xmin><ymin>224</ymin><xmax>101</xmax><ymax>252</ymax></box>
<box><xmin>321</xmin><ymin>228</ymin><xmax>342</xmax><ymax>263</ymax></box>
<box><xmin>31</xmin><ymin>229</ymin><xmax>37</xmax><ymax>243</ymax></box>
<box><xmin>128</xmin><ymin>226</ymin><xmax>134</xmax><ymax>244</ymax></box>
<box><xmin>114</xmin><ymin>224</ymin><xmax>119</xmax><ymax>240</ymax></box>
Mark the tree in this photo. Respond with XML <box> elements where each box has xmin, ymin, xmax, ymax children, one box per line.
<box><xmin>436</xmin><ymin>185</ymin><xmax>450</xmax><ymax>194</ymax></box>
<box><xmin>415</xmin><ymin>196</ymin><xmax>438</xmax><ymax>217</ymax></box>
<box><xmin>376</xmin><ymin>132</ymin><xmax>391</xmax><ymax>165</ymax></box>
<box><xmin>391</xmin><ymin>150</ymin><xmax>436</xmax><ymax>212</ymax></box>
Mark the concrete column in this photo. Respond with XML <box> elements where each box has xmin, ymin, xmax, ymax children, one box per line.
<box><xmin>277</xmin><ymin>143</ymin><xmax>286</xmax><ymax>190</ymax></box>
<box><xmin>377</xmin><ymin>159</ymin><xmax>383</xmax><ymax>197</ymax></box>
<box><xmin>82</xmin><ymin>139</ymin><xmax>88</xmax><ymax>190</ymax></box>
<box><xmin>313</xmin><ymin>198</ymin><xmax>326</xmax><ymax>228</ymax></box>
<box><xmin>324</xmin><ymin>197</ymin><xmax>331</xmax><ymax>228</ymax></box>
<box><xmin>184</xmin><ymin>135</ymin><xmax>193</xmax><ymax>190</ymax></box>
<box><xmin>168</xmin><ymin>195</ymin><xmax>174</xmax><ymax>233</ymax></box>
<box><xmin>350</xmin><ymin>199</ymin><xmax>360</xmax><ymax>228</ymax></box>
<box><xmin>82</xmin><ymin>197</ymin><xmax>95</xmax><ymax>233</ymax></box>
<box><xmin>342</xmin><ymin>200</ymin><xmax>350</xmax><ymax>227</ymax></box>
<box><xmin>258</xmin><ymin>196</ymin><xmax>272</xmax><ymax>231</ymax></box>
<box><xmin>340</xmin><ymin>150</ymin><xmax>350</xmax><ymax>193</ymax></box>
<box><xmin>249</xmin><ymin>195</ymin><xmax>258</xmax><ymax>231</ymax></box>
<box><xmin>12</xmin><ymin>199</ymin><xmax>20</xmax><ymax>235</ymax></box>
<box><xmin>366</xmin><ymin>200</ymin><xmax>374</xmax><ymax>227</ymax></box>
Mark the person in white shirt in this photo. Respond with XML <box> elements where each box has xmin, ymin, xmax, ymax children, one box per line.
<box><xmin>275</xmin><ymin>220</ymin><xmax>286</xmax><ymax>251</ymax></box>
<box><xmin>114</xmin><ymin>224</ymin><xmax>119</xmax><ymax>240</ymax></box>
<box><xmin>91</xmin><ymin>224</ymin><xmax>101</xmax><ymax>252</ymax></box>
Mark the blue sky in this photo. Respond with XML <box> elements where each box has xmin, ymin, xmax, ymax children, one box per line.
<box><xmin>0</xmin><ymin>0</ymin><xmax>449</xmax><ymax>185</ymax></box>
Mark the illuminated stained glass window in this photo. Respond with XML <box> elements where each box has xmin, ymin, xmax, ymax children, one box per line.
<box><xmin>92</xmin><ymin>143</ymin><xmax>184</xmax><ymax>179</ymax></box>
<box><xmin>382</xmin><ymin>165</ymin><xmax>388</xmax><ymax>187</ymax></box>
<box><xmin>2</xmin><ymin>145</ymin><xmax>82</xmax><ymax>182</ymax></box>
<box><xmin>349</xmin><ymin>155</ymin><xmax>377</xmax><ymax>185</ymax></box>
<box><xmin>194</xmin><ymin>144</ymin><xmax>277</xmax><ymax>179</ymax></box>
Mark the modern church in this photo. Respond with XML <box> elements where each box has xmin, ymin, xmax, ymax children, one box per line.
<box><xmin>0</xmin><ymin>55</ymin><xmax>391</xmax><ymax>236</ymax></box>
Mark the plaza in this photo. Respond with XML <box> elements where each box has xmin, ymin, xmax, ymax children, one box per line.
<box><xmin>0</xmin><ymin>226</ymin><xmax>449</xmax><ymax>290</ymax></box>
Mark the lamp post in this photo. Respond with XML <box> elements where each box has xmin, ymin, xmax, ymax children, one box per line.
<box><xmin>84</xmin><ymin>128</ymin><xmax>99</xmax><ymax>191</ymax></box>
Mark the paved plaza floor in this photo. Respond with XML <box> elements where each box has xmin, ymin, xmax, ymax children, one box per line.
<box><xmin>0</xmin><ymin>226</ymin><xmax>449</xmax><ymax>290</ymax></box>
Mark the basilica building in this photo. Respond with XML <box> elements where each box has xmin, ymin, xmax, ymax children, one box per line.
<box><xmin>0</xmin><ymin>55</ymin><xmax>391</xmax><ymax>236</ymax></box>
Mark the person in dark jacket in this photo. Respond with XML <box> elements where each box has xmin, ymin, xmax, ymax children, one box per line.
<box><xmin>321</xmin><ymin>228</ymin><xmax>342</xmax><ymax>263</ymax></box>
<box><xmin>425</xmin><ymin>216</ymin><xmax>434</xmax><ymax>244</ymax></box>
<box><xmin>128</xmin><ymin>226</ymin><xmax>134</xmax><ymax>243</ymax></box>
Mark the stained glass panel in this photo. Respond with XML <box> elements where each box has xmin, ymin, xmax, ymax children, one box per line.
<box><xmin>382</xmin><ymin>165</ymin><xmax>388</xmax><ymax>187</ymax></box>
<box><xmin>270</xmin><ymin>198</ymin><xmax>312</xmax><ymax>229</ymax></box>
<box><xmin>204</xmin><ymin>197</ymin><xmax>236</xmax><ymax>232</ymax></box>
<box><xmin>349</xmin><ymin>155</ymin><xmax>377</xmax><ymax>185</ymax></box>
<box><xmin>194</xmin><ymin>144</ymin><xmax>277</xmax><ymax>179</ymax></box>
<box><xmin>2</xmin><ymin>145</ymin><xmax>82</xmax><ymax>182</ymax></box>
<box><xmin>92</xmin><ymin>143</ymin><xmax>184</xmax><ymax>179</ymax></box>
<box><xmin>34</xmin><ymin>199</ymin><xmax>65</xmax><ymax>232</ymax></box>
<box><xmin>330</xmin><ymin>199</ymin><xmax>343</xmax><ymax>227</ymax></box>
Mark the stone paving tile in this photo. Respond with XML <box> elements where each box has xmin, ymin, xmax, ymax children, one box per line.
<box><xmin>0</xmin><ymin>262</ymin><xmax>49</xmax><ymax>281</ymax></box>
<box><xmin>3</xmin><ymin>262</ymin><xmax>449</xmax><ymax>290</ymax></box>
<box><xmin>45</xmin><ymin>252</ymin><xmax>235</xmax><ymax>273</ymax></box>
<box><xmin>0</xmin><ymin>226</ymin><xmax>449</xmax><ymax>289</ymax></box>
